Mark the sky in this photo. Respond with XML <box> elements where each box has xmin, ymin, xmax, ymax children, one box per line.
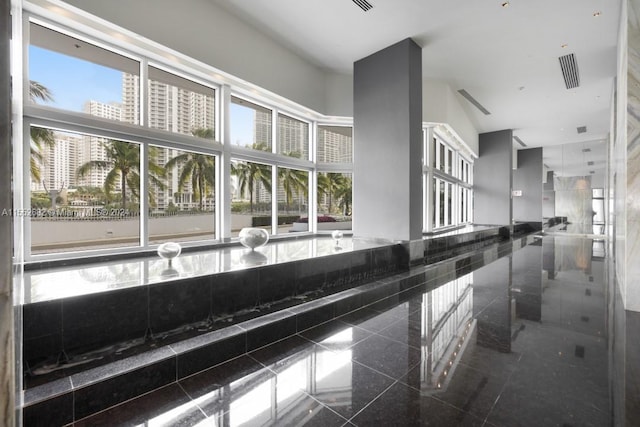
<box><xmin>29</xmin><ymin>45</ymin><xmax>255</xmax><ymax>145</ymax></box>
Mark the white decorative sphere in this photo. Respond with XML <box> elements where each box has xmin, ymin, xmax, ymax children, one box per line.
<box><xmin>332</xmin><ymin>230</ymin><xmax>344</xmax><ymax>242</ymax></box>
<box><xmin>239</xmin><ymin>227</ymin><xmax>269</xmax><ymax>250</ymax></box>
<box><xmin>157</xmin><ymin>242</ymin><xmax>182</xmax><ymax>260</ymax></box>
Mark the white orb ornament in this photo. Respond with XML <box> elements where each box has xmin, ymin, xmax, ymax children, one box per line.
<box><xmin>157</xmin><ymin>242</ymin><xmax>182</xmax><ymax>266</ymax></box>
<box><xmin>332</xmin><ymin>230</ymin><xmax>344</xmax><ymax>245</ymax></box>
<box><xmin>239</xmin><ymin>227</ymin><xmax>269</xmax><ymax>250</ymax></box>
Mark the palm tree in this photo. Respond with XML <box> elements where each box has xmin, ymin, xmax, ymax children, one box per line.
<box><xmin>231</xmin><ymin>148</ymin><xmax>272</xmax><ymax>214</ymax></box>
<box><xmin>165</xmin><ymin>129</ymin><xmax>216</xmax><ymax>211</ymax></box>
<box><xmin>335</xmin><ymin>176</ymin><xmax>352</xmax><ymax>216</ymax></box>
<box><xmin>77</xmin><ymin>140</ymin><xmax>164</xmax><ymax>210</ymax></box>
<box><xmin>278</xmin><ymin>167</ymin><xmax>308</xmax><ymax>212</ymax></box>
<box><xmin>318</xmin><ymin>172</ymin><xmax>346</xmax><ymax>214</ymax></box>
<box><xmin>29</xmin><ymin>81</ymin><xmax>55</xmax><ymax>183</ymax></box>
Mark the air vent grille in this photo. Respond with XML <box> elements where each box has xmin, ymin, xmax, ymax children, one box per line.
<box><xmin>581</xmin><ymin>148</ymin><xmax>591</xmax><ymax>152</ymax></box>
<box><xmin>513</xmin><ymin>136</ymin><xmax>527</xmax><ymax>147</ymax></box>
<box><xmin>457</xmin><ymin>89</ymin><xmax>491</xmax><ymax>115</ymax></box>
<box><xmin>352</xmin><ymin>0</ymin><xmax>373</xmax><ymax>11</ymax></box>
<box><xmin>559</xmin><ymin>53</ymin><xmax>580</xmax><ymax>89</ymax></box>
<box><xmin>577</xmin><ymin>126</ymin><xmax>587</xmax><ymax>134</ymax></box>
<box><xmin>587</xmin><ymin>161</ymin><xmax>595</xmax><ymax>166</ymax></box>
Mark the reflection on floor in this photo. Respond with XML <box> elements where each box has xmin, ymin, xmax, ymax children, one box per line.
<box><xmin>73</xmin><ymin>236</ymin><xmax>610</xmax><ymax>427</ymax></box>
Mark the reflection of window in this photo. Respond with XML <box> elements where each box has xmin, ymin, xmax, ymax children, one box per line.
<box><xmin>230</xmin><ymin>96</ymin><xmax>272</xmax><ymax>150</ymax></box>
<box><xmin>592</xmin><ymin>187</ymin><xmax>605</xmax><ymax>235</ymax></box>
<box><xmin>317</xmin><ymin>126</ymin><xmax>353</xmax><ymax>163</ymax></box>
<box><xmin>148</xmin><ymin>66</ymin><xmax>216</xmax><ymax>139</ymax></box>
<box><xmin>230</xmin><ymin>380</ymin><xmax>272</xmax><ymax>426</ymax></box>
<box><xmin>29</xmin><ymin>23</ymin><xmax>140</xmax><ymax>124</ymax></box>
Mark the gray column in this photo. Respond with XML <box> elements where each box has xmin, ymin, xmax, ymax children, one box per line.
<box><xmin>474</xmin><ymin>130</ymin><xmax>513</xmax><ymax>226</ymax></box>
<box><xmin>353</xmin><ymin>38</ymin><xmax>423</xmax><ymax>243</ymax></box>
<box><xmin>513</xmin><ymin>148</ymin><xmax>543</xmax><ymax>223</ymax></box>
<box><xmin>0</xmin><ymin>0</ymin><xmax>15</xmax><ymax>425</ymax></box>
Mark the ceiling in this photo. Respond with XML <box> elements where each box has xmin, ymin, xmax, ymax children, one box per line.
<box><xmin>211</xmin><ymin>0</ymin><xmax>621</xmax><ymax>176</ymax></box>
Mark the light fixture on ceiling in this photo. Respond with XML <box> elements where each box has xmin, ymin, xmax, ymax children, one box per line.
<box><xmin>561</xmin><ymin>44</ymin><xmax>568</xmax><ymax>49</ymax></box>
<box><xmin>593</xmin><ymin>11</ymin><xmax>602</xmax><ymax>17</ymax></box>
<box><xmin>577</xmin><ymin>126</ymin><xmax>587</xmax><ymax>134</ymax></box>
<box><xmin>590</xmin><ymin>171</ymin><xmax>596</xmax><ymax>174</ymax></box>
<box><xmin>587</xmin><ymin>161</ymin><xmax>595</xmax><ymax>166</ymax></box>
<box><xmin>501</xmin><ymin>2</ymin><xmax>510</xmax><ymax>7</ymax></box>
<box><xmin>457</xmin><ymin>89</ymin><xmax>491</xmax><ymax>115</ymax></box>
<box><xmin>513</xmin><ymin>136</ymin><xmax>527</xmax><ymax>147</ymax></box>
<box><xmin>582</xmin><ymin>148</ymin><xmax>591</xmax><ymax>152</ymax></box>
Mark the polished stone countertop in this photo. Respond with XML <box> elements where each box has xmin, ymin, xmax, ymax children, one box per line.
<box><xmin>19</xmin><ymin>236</ymin><xmax>390</xmax><ymax>304</ymax></box>
<box><xmin>18</xmin><ymin>225</ymin><xmax>501</xmax><ymax>305</ymax></box>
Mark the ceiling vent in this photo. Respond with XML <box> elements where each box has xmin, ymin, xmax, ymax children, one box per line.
<box><xmin>577</xmin><ymin>126</ymin><xmax>587</xmax><ymax>134</ymax></box>
<box><xmin>587</xmin><ymin>161</ymin><xmax>595</xmax><ymax>166</ymax></box>
<box><xmin>352</xmin><ymin>0</ymin><xmax>373</xmax><ymax>11</ymax></box>
<box><xmin>457</xmin><ymin>89</ymin><xmax>491</xmax><ymax>115</ymax></box>
<box><xmin>581</xmin><ymin>148</ymin><xmax>591</xmax><ymax>152</ymax></box>
<box><xmin>513</xmin><ymin>136</ymin><xmax>527</xmax><ymax>147</ymax></box>
<box><xmin>559</xmin><ymin>53</ymin><xmax>580</xmax><ymax>89</ymax></box>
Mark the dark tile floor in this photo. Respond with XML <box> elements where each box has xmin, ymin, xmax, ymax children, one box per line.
<box><xmin>71</xmin><ymin>236</ymin><xmax>612</xmax><ymax>426</ymax></box>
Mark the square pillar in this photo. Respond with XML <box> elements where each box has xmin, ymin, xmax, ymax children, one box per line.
<box><xmin>353</xmin><ymin>38</ymin><xmax>423</xmax><ymax>243</ymax></box>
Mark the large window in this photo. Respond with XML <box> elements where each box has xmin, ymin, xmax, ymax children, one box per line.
<box><xmin>230</xmin><ymin>159</ymin><xmax>272</xmax><ymax>236</ymax></box>
<box><xmin>149</xmin><ymin>147</ymin><xmax>217</xmax><ymax>244</ymax></box>
<box><xmin>230</xmin><ymin>96</ymin><xmax>272</xmax><ymax>151</ymax></box>
<box><xmin>425</xmin><ymin>127</ymin><xmax>474</xmax><ymax>232</ymax></box>
<box><xmin>29</xmin><ymin>23</ymin><xmax>140</xmax><ymax>124</ymax></box>
<box><xmin>29</xmin><ymin>128</ymin><xmax>141</xmax><ymax>254</ymax></box>
<box><xmin>148</xmin><ymin>67</ymin><xmax>216</xmax><ymax>139</ymax></box>
<box><xmin>20</xmin><ymin>11</ymin><xmax>476</xmax><ymax>262</ymax></box>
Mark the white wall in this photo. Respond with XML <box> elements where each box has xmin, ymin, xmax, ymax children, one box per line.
<box><xmin>62</xmin><ymin>0</ymin><xmax>328</xmax><ymax>113</ymax></box>
<box><xmin>423</xmin><ymin>79</ymin><xmax>479</xmax><ymax>155</ymax></box>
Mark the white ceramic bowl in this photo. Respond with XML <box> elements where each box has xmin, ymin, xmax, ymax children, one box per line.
<box><xmin>239</xmin><ymin>227</ymin><xmax>269</xmax><ymax>249</ymax></box>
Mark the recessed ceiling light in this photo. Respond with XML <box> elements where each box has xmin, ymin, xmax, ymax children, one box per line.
<box><xmin>593</xmin><ymin>11</ymin><xmax>602</xmax><ymax>17</ymax></box>
<box><xmin>518</xmin><ymin>86</ymin><xmax>525</xmax><ymax>91</ymax></box>
<box><xmin>501</xmin><ymin>2</ymin><xmax>510</xmax><ymax>7</ymax></box>
<box><xmin>561</xmin><ymin>44</ymin><xmax>568</xmax><ymax>48</ymax></box>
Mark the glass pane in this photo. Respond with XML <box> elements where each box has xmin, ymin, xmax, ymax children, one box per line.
<box><xmin>448</xmin><ymin>183</ymin><xmax>453</xmax><ymax>225</ymax></box>
<box><xmin>432</xmin><ymin>179</ymin><xmax>437</xmax><ymax>229</ymax></box>
<box><xmin>30</xmin><ymin>127</ymin><xmax>140</xmax><ymax>254</ymax></box>
<box><xmin>29</xmin><ymin>23</ymin><xmax>139</xmax><ymax>124</ymax></box>
<box><xmin>149</xmin><ymin>146</ymin><xmax>216</xmax><ymax>243</ymax></box>
<box><xmin>277</xmin><ymin>167</ymin><xmax>308</xmax><ymax>233</ymax></box>
<box><xmin>447</xmin><ymin>149</ymin><xmax>453</xmax><ymax>175</ymax></box>
<box><xmin>460</xmin><ymin>187</ymin><xmax>465</xmax><ymax>223</ymax></box>
<box><xmin>592</xmin><ymin>188</ymin><xmax>604</xmax><ymax>198</ymax></box>
<box><xmin>317</xmin><ymin>172</ymin><xmax>352</xmax><ymax>231</ymax></box>
<box><xmin>230</xmin><ymin>159</ymin><xmax>272</xmax><ymax>236</ymax></box>
<box><xmin>277</xmin><ymin>114</ymin><xmax>309</xmax><ymax>159</ymax></box>
<box><xmin>439</xmin><ymin>180</ymin><xmax>445</xmax><ymax>227</ymax></box>
<box><xmin>148</xmin><ymin>67</ymin><xmax>215</xmax><ymax>138</ymax></box>
<box><xmin>317</xmin><ymin>126</ymin><xmax>353</xmax><ymax>163</ymax></box>
<box><xmin>230</xmin><ymin>96</ymin><xmax>272</xmax><ymax>151</ymax></box>
<box><xmin>439</xmin><ymin>143</ymin><xmax>445</xmax><ymax>172</ymax></box>
<box><xmin>592</xmin><ymin>199</ymin><xmax>605</xmax><ymax>223</ymax></box>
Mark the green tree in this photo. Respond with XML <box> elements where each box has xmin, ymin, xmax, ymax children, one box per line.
<box><xmin>335</xmin><ymin>176</ymin><xmax>352</xmax><ymax>216</ymax></box>
<box><xmin>231</xmin><ymin>143</ymin><xmax>272</xmax><ymax>214</ymax></box>
<box><xmin>278</xmin><ymin>167</ymin><xmax>308</xmax><ymax>212</ymax></box>
<box><xmin>318</xmin><ymin>172</ymin><xmax>346</xmax><ymax>214</ymax></box>
<box><xmin>29</xmin><ymin>81</ymin><xmax>55</xmax><ymax>183</ymax></box>
<box><xmin>165</xmin><ymin>129</ymin><xmax>216</xmax><ymax>211</ymax></box>
<box><xmin>77</xmin><ymin>140</ymin><xmax>164</xmax><ymax>210</ymax></box>
<box><xmin>277</xmin><ymin>151</ymin><xmax>308</xmax><ymax>213</ymax></box>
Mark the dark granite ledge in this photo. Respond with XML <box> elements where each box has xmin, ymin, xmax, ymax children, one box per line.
<box><xmin>21</xmin><ymin>231</ymin><xmax>540</xmax><ymax>425</ymax></box>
